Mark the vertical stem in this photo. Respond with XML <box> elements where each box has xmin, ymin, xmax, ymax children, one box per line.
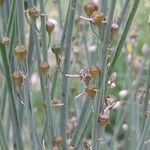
<box><xmin>60</xmin><ymin>0</ymin><xmax>77</xmax><ymax>149</ymax></box>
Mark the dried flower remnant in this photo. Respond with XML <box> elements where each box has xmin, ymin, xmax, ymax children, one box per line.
<box><xmin>107</xmin><ymin>72</ymin><xmax>118</xmax><ymax>88</ymax></box>
<box><xmin>11</xmin><ymin>71</ymin><xmax>23</xmax><ymax>87</ymax></box>
<box><xmin>2</xmin><ymin>37</ymin><xmax>10</xmax><ymax>45</ymax></box>
<box><xmin>84</xmin><ymin>2</ymin><xmax>99</xmax><ymax>17</ymax></box>
<box><xmin>129</xmin><ymin>30</ymin><xmax>138</xmax><ymax>39</ymax></box>
<box><xmin>83</xmin><ymin>139</ymin><xmax>92</xmax><ymax>150</ymax></box>
<box><xmin>39</xmin><ymin>62</ymin><xmax>50</xmax><ymax>74</ymax></box>
<box><xmin>54</xmin><ymin>136</ymin><xmax>63</xmax><ymax>147</ymax></box>
<box><xmin>15</xmin><ymin>44</ymin><xmax>27</xmax><ymax>60</ymax></box>
<box><xmin>75</xmin><ymin>86</ymin><xmax>99</xmax><ymax>99</ymax></box>
<box><xmin>65</xmin><ymin>66</ymin><xmax>100</xmax><ymax>86</ymax></box>
<box><xmin>46</xmin><ymin>21</ymin><xmax>55</xmax><ymax>34</ymax></box>
<box><xmin>51</xmin><ymin>100</ymin><xmax>64</xmax><ymax>107</ymax></box>
<box><xmin>98</xmin><ymin>112</ymin><xmax>110</xmax><ymax>127</ymax></box>
<box><xmin>28</xmin><ymin>7</ymin><xmax>40</xmax><ymax>19</ymax></box>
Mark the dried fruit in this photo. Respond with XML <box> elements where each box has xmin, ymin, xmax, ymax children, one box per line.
<box><xmin>15</xmin><ymin>44</ymin><xmax>27</xmax><ymax>60</ymax></box>
<box><xmin>88</xmin><ymin>65</ymin><xmax>100</xmax><ymax>78</ymax></box>
<box><xmin>39</xmin><ymin>62</ymin><xmax>50</xmax><ymax>74</ymax></box>
<box><xmin>54</xmin><ymin>136</ymin><xmax>63</xmax><ymax>146</ymax></box>
<box><xmin>90</xmin><ymin>11</ymin><xmax>106</xmax><ymax>25</ymax></box>
<box><xmin>28</xmin><ymin>7</ymin><xmax>40</xmax><ymax>19</ymax></box>
<box><xmin>11</xmin><ymin>71</ymin><xmax>23</xmax><ymax>86</ymax></box>
<box><xmin>46</xmin><ymin>21</ymin><xmax>55</xmax><ymax>34</ymax></box>
<box><xmin>84</xmin><ymin>2</ymin><xmax>99</xmax><ymax>17</ymax></box>
<box><xmin>98</xmin><ymin>112</ymin><xmax>110</xmax><ymax>127</ymax></box>
<box><xmin>85</xmin><ymin>86</ymin><xmax>98</xmax><ymax>98</ymax></box>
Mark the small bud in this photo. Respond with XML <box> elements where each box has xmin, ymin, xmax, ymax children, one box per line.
<box><xmin>11</xmin><ymin>71</ymin><xmax>23</xmax><ymax>86</ymax></box>
<box><xmin>98</xmin><ymin>112</ymin><xmax>110</xmax><ymax>127</ymax></box>
<box><xmin>2</xmin><ymin>37</ymin><xmax>10</xmax><ymax>45</ymax></box>
<box><xmin>141</xmin><ymin>44</ymin><xmax>150</xmax><ymax>55</ymax></box>
<box><xmin>84</xmin><ymin>2</ymin><xmax>98</xmax><ymax>17</ymax></box>
<box><xmin>39</xmin><ymin>62</ymin><xmax>50</xmax><ymax>74</ymax></box>
<box><xmin>133</xmin><ymin>57</ymin><xmax>143</xmax><ymax>73</ymax></box>
<box><xmin>88</xmin><ymin>65</ymin><xmax>100</xmax><ymax>78</ymax></box>
<box><xmin>111</xmin><ymin>23</ymin><xmax>119</xmax><ymax>32</ymax></box>
<box><xmin>90</xmin><ymin>11</ymin><xmax>106</xmax><ymax>25</ymax></box>
<box><xmin>107</xmin><ymin>72</ymin><xmax>118</xmax><ymax>88</ymax></box>
<box><xmin>46</xmin><ymin>21</ymin><xmax>55</xmax><ymax>34</ymax></box>
<box><xmin>15</xmin><ymin>44</ymin><xmax>27</xmax><ymax>60</ymax></box>
<box><xmin>119</xmin><ymin>90</ymin><xmax>128</xmax><ymax>98</ymax></box>
<box><xmin>28</xmin><ymin>7</ymin><xmax>40</xmax><ymax>19</ymax></box>
<box><xmin>54</xmin><ymin>136</ymin><xmax>63</xmax><ymax>146</ymax></box>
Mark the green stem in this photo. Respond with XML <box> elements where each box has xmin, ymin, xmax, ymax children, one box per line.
<box><xmin>108</xmin><ymin>0</ymin><xmax>140</xmax><ymax>76</ymax></box>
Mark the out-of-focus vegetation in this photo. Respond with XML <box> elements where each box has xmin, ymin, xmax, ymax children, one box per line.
<box><xmin>0</xmin><ymin>0</ymin><xmax>150</xmax><ymax>150</ymax></box>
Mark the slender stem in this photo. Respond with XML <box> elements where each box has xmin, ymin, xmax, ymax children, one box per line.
<box><xmin>0</xmin><ymin>42</ymin><xmax>24</xmax><ymax>150</ymax></box>
<box><xmin>60</xmin><ymin>0</ymin><xmax>77</xmax><ymax>149</ymax></box>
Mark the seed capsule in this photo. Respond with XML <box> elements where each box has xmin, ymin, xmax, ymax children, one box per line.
<box><xmin>2</xmin><ymin>37</ymin><xmax>10</xmax><ymax>45</ymax></box>
<box><xmin>15</xmin><ymin>44</ymin><xmax>27</xmax><ymax>60</ymax></box>
<box><xmin>54</xmin><ymin>136</ymin><xmax>63</xmax><ymax>146</ymax></box>
<box><xmin>98</xmin><ymin>112</ymin><xmax>110</xmax><ymax>127</ymax></box>
<box><xmin>28</xmin><ymin>7</ymin><xmax>40</xmax><ymax>19</ymax></box>
<box><xmin>46</xmin><ymin>21</ymin><xmax>55</xmax><ymax>34</ymax></box>
<box><xmin>39</xmin><ymin>62</ymin><xmax>50</xmax><ymax>74</ymax></box>
<box><xmin>88</xmin><ymin>65</ymin><xmax>100</xmax><ymax>78</ymax></box>
<box><xmin>90</xmin><ymin>11</ymin><xmax>106</xmax><ymax>25</ymax></box>
<box><xmin>11</xmin><ymin>71</ymin><xmax>23</xmax><ymax>86</ymax></box>
<box><xmin>85</xmin><ymin>86</ymin><xmax>98</xmax><ymax>98</ymax></box>
<box><xmin>84</xmin><ymin>2</ymin><xmax>99</xmax><ymax>17</ymax></box>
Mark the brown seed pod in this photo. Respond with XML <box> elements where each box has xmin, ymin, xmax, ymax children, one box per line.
<box><xmin>11</xmin><ymin>71</ymin><xmax>23</xmax><ymax>86</ymax></box>
<box><xmin>28</xmin><ymin>7</ymin><xmax>40</xmax><ymax>19</ymax></box>
<box><xmin>15</xmin><ymin>44</ymin><xmax>27</xmax><ymax>60</ymax></box>
<box><xmin>85</xmin><ymin>86</ymin><xmax>98</xmax><ymax>98</ymax></box>
<box><xmin>90</xmin><ymin>11</ymin><xmax>106</xmax><ymax>25</ymax></box>
<box><xmin>98</xmin><ymin>112</ymin><xmax>110</xmax><ymax>127</ymax></box>
<box><xmin>39</xmin><ymin>62</ymin><xmax>50</xmax><ymax>74</ymax></box>
<box><xmin>88</xmin><ymin>65</ymin><xmax>100</xmax><ymax>78</ymax></box>
<box><xmin>84</xmin><ymin>2</ymin><xmax>99</xmax><ymax>17</ymax></box>
<box><xmin>46</xmin><ymin>21</ymin><xmax>55</xmax><ymax>34</ymax></box>
<box><xmin>54</xmin><ymin>136</ymin><xmax>63</xmax><ymax>146</ymax></box>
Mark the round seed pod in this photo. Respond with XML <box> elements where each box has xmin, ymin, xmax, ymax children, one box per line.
<box><xmin>90</xmin><ymin>11</ymin><xmax>106</xmax><ymax>25</ymax></box>
<box><xmin>88</xmin><ymin>65</ymin><xmax>100</xmax><ymax>78</ymax></box>
<box><xmin>111</xmin><ymin>23</ymin><xmax>119</xmax><ymax>32</ymax></box>
<box><xmin>15</xmin><ymin>44</ymin><xmax>27</xmax><ymax>60</ymax></box>
<box><xmin>54</xmin><ymin>136</ymin><xmax>63</xmax><ymax>146</ymax></box>
<box><xmin>2</xmin><ymin>37</ymin><xmax>10</xmax><ymax>45</ymax></box>
<box><xmin>0</xmin><ymin>0</ymin><xmax>4</xmax><ymax>6</ymax></box>
<box><xmin>39</xmin><ymin>62</ymin><xmax>50</xmax><ymax>74</ymax></box>
<box><xmin>46</xmin><ymin>21</ymin><xmax>55</xmax><ymax>34</ymax></box>
<box><xmin>84</xmin><ymin>2</ymin><xmax>98</xmax><ymax>17</ymax></box>
<box><xmin>85</xmin><ymin>86</ymin><xmax>97</xmax><ymax>98</ymax></box>
<box><xmin>98</xmin><ymin>113</ymin><xmax>110</xmax><ymax>127</ymax></box>
<box><xmin>28</xmin><ymin>7</ymin><xmax>40</xmax><ymax>19</ymax></box>
<box><xmin>11</xmin><ymin>71</ymin><xmax>23</xmax><ymax>86</ymax></box>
